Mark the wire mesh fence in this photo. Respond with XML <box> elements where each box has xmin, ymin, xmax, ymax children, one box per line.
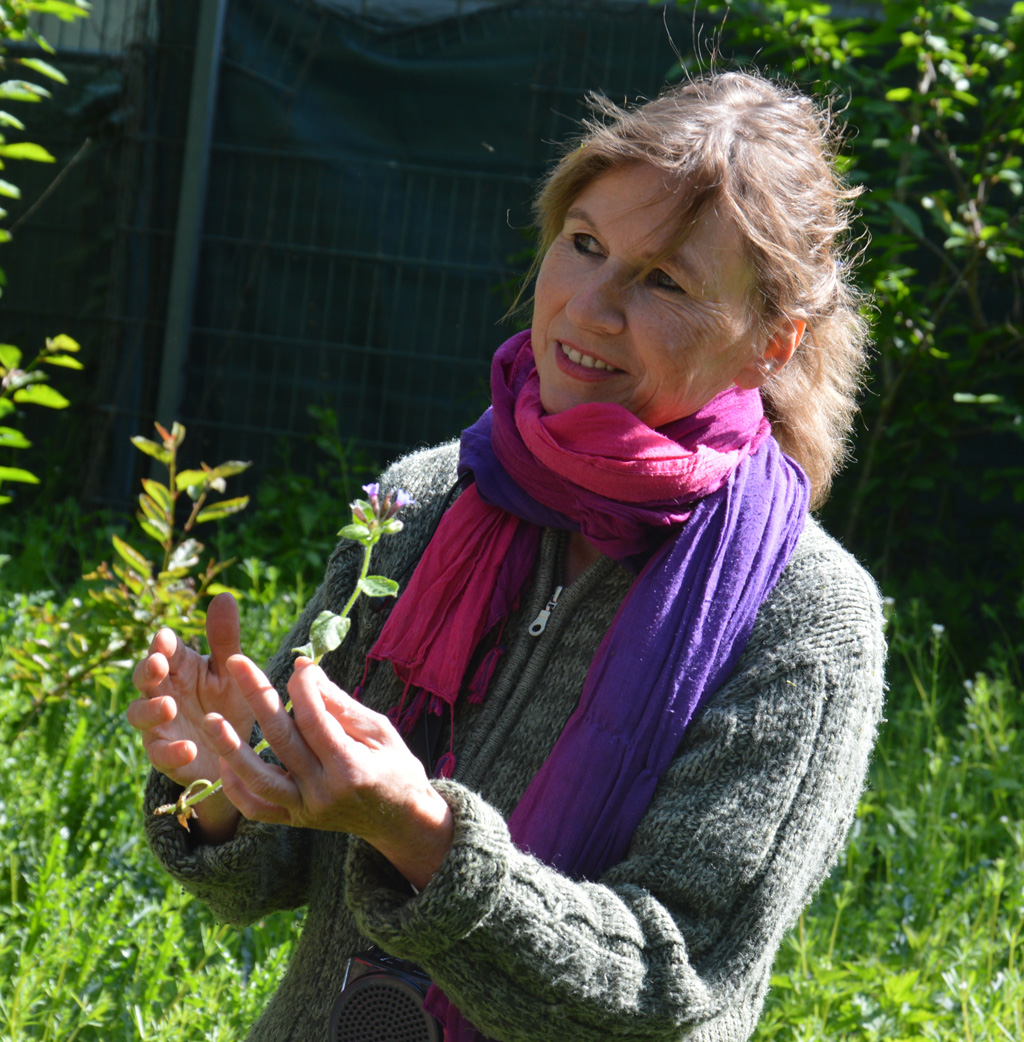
<box><xmin>5</xmin><ymin>0</ymin><xmax>696</xmax><ymax>509</ymax></box>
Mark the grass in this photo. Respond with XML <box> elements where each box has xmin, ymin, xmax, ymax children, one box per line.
<box><xmin>0</xmin><ymin>487</ymin><xmax>1021</xmax><ymax>1040</ymax></box>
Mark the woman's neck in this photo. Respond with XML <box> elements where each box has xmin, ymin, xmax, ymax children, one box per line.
<box><xmin>564</xmin><ymin>531</ymin><xmax>603</xmax><ymax>586</ymax></box>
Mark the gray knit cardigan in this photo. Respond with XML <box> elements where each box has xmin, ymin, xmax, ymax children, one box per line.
<box><xmin>143</xmin><ymin>441</ymin><xmax>886</xmax><ymax>1042</ymax></box>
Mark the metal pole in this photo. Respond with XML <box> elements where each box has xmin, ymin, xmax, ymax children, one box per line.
<box><xmin>155</xmin><ymin>0</ymin><xmax>229</xmax><ymax>427</ymax></box>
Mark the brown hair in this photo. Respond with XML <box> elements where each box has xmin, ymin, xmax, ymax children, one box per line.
<box><xmin>530</xmin><ymin>71</ymin><xmax>870</xmax><ymax>508</ymax></box>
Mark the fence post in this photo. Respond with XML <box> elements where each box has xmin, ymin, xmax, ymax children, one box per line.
<box><xmin>155</xmin><ymin>0</ymin><xmax>228</xmax><ymax>427</ymax></box>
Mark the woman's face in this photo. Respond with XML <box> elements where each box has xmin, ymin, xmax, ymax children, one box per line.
<box><xmin>531</xmin><ymin>163</ymin><xmax>779</xmax><ymax>427</ymax></box>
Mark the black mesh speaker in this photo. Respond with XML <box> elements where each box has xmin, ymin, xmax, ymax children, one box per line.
<box><xmin>329</xmin><ymin>951</ymin><xmax>442</xmax><ymax>1042</ymax></box>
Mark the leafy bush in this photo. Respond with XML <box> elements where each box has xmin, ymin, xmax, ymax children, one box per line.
<box><xmin>677</xmin><ymin>0</ymin><xmax>1024</xmax><ymax>661</ymax></box>
<box><xmin>0</xmin><ymin>1</ymin><xmax>89</xmax><ymax>506</ymax></box>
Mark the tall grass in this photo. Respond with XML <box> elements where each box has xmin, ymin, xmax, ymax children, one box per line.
<box><xmin>1</xmin><ymin>493</ymin><xmax>1021</xmax><ymax>1039</ymax></box>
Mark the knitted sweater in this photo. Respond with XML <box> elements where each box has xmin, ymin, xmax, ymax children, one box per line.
<box><xmin>143</xmin><ymin>440</ymin><xmax>886</xmax><ymax>1042</ymax></box>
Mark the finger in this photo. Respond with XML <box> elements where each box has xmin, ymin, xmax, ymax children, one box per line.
<box><xmin>218</xmin><ymin>761</ymin><xmax>291</xmax><ymax>825</ymax></box>
<box><xmin>206</xmin><ymin>592</ymin><xmax>242</xmax><ymax>676</ymax></box>
<box><xmin>204</xmin><ymin>713</ymin><xmax>298</xmax><ymax>813</ymax></box>
<box><xmin>312</xmin><ymin>670</ymin><xmax>395</xmax><ymax>747</ymax></box>
<box><xmin>155</xmin><ymin>628</ymin><xmax>190</xmax><ymax>676</ymax></box>
<box><xmin>125</xmin><ymin>694</ymin><xmax>175</xmax><ymax>732</ymax></box>
<box><xmin>225</xmin><ymin>654</ymin><xmax>315</xmax><ymax>772</ymax></box>
<box><xmin>146</xmin><ymin>736</ymin><xmax>198</xmax><ymax>772</ymax></box>
<box><xmin>132</xmin><ymin>652</ymin><xmax>169</xmax><ymax>696</ymax></box>
<box><xmin>286</xmin><ymin>662</ymin><xmax>352</xmax><ymax>760</ymax></box>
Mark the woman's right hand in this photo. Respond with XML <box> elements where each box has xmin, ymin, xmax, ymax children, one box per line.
<box><xmin>127</xmin><ymin>592</ymin><xmax>255</xmax><ymax>840</ymax></box>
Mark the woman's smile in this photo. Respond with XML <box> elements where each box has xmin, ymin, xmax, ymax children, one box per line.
<box><xmin>555</xmin><ymin>340</ymin><xmax>622</xmax><ymax>375</ymax></box>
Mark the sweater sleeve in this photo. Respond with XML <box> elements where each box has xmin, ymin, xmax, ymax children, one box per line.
<box><xmin>140</xmin><ymin>442</ymin><xmax>461</xmax><ymax>926</ymax></box>
<box><xmin>344</xmin><ymin>526</ymin><xmax>886</xmax><ymax>1042</ymax></box>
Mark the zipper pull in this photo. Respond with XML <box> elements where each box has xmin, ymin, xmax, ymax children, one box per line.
<box><xmin>528</xmin><ymin>585</ymin><xmax>563</xmax><ymax>636</ymax></box>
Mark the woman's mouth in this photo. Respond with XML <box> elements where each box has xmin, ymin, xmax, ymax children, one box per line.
<box><xmin>558</xmin><ymin>342</ymin><xmax>620</xmax><ymax>373</ymax></box>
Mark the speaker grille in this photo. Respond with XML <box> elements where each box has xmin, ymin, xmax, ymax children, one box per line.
<box><xmin>330</xmin><ymin>972</ymin><xmax>441</xmax><ymax>1042</ymax></box>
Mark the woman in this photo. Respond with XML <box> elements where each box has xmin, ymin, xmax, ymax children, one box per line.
<box><xmin>129</xmin><ymin>71</ymin><xmax>885</xmax><ymax>1042</ymax></box>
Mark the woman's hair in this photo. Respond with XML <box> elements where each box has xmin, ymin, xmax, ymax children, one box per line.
<box><xmin>531</xmin><ymin>70</ymin><xmax>870</xmax><ymax>508</ymax></box>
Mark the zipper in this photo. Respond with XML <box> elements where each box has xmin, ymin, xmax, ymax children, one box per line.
<box><xmin>528</xmin><ymin>585</ymin><xmax>563</xmax><ymax>636</ymax></box>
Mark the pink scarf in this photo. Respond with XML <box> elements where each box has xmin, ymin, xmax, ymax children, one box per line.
<box><xmin>365</xmin><ymin>331</ymin><xmax>808</xmax><ymax>1041</ymax></box>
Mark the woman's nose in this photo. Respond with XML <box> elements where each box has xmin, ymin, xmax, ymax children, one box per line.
<box><xmin>565</xmin><ymin>266</ymin><xmax>626</xmax><ymax>335</ymax></box>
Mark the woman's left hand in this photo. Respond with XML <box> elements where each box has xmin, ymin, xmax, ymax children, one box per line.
<box><xmin>205</xmin><ymin>655</ymin><xmax>454</xmax><ymax>890</ymax></box>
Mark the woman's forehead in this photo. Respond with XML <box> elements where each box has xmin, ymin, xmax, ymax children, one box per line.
<box><xmin>570</xmin><ymin>164</ymin><xmax>750</xmax><ymax>292</ymax></box>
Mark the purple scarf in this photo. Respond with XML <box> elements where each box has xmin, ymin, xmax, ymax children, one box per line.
<box><xmin>371</xmin><ymin>332</ymin><xmax>809</xmax><ymax>1040</ymax></box>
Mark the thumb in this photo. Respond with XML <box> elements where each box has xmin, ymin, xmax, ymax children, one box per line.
<box><xmin>207</xmin><ymin>592</ymin><xmax>243</xmax><ymax>673</ymax></box>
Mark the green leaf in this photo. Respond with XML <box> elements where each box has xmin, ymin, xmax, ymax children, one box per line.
<box><xmin>294</xmin><ymin>610</ymin><xmax>351</xmax><ymax>660</ymax></box>
<box><xmin>0</xmin><ymin>343</ymin><xmax>22</xmax><ymax>367</ymax></box>
<box><xmin>358</xmin><ymin>575</ymin><xmax>399</xmax><ymax>598</ymax></box>
<box><xmin>885</xmin><ymin>87</ymin><xmax>913</xmax><ymax>102</ymax></box>
<box><xmin>338</xmin><ymin>523</ymin><xmax>371</xmax><ymax>542</ymax></box>
<box><xmin>205</xmin><ymin>460</ymin><xmax>251</xmax><ymax>480</ymax></box>
<box><xmin>0</xmin><ymin>142</ymin><xmax>56</xmax><ymax>162</ymax></box>
<box><xmin>0</xmin><ymin>399</ymin><xmax>13</xmax><ymax>419</ymax></box>
<box><xmin>195</xmin><ymin>495</ymin><xmax>250</xmax><ymax>523</ymax></box>
<box><xmin>0</xmin><ymin>426</ymin><xmax>31</xmax><ymax>448</ymax></box>
<box><xmin>138</xmin><ymin>517</ymin><xmax>172</xmax><ymax>543</ymax></box>
<box><xmin>15</xmin><ymin>58</ymin><xmax>68</xmax><ymax>84</ymax></box>
<box><xmin>12</xmin><ymin>383</ymin><xmax>69</xmax><ymax>408</ymax></box>
<box><xmin>0</xmin><ymin>113</ymin><xmax>26</xmax><ymax>130</ymax></box>
<box><xmin>206</xmin><ymin>583</ymin><xmax>244</xmax><ymax>598</ymax></box>
<box><xmin>885</xmin><ymin>199</ymin><xmax>924</xmax><ymax>239</ymax></box>
<box><xmin>0</xmin><ymin>80</ymin><xmax>51</xmax><ymax>102</ymax></box>
<box><xmin>46</xmin><ymin>333</ymin><xmax>79</xmax><ymax>352</ymax></box>
<box><xmin>0</xmin><ymin>178</ymin><xmax>20</xmax><ymax>198</ymax></box>
<box><xmin>41</xmin><ymin>353</ymin><xmax>83</xmax><ymax>369</ymax></box>
<box><xmin>168</xmin><ymin>538</ymin><xmax>202</xmax><ymax>572</ymax></box>
<box><xmin>0</xmin><ymin>465</ymin><xmax>39</xmax><ymax>483</ymax></box>
<box><xmin>141</xmin><ymin>478</ymin><xmax>172</xmax><ymax>514</ymax></box>
<box><xmin>130</xmin><ymin>435</ymin><xmax>172</xmax><ymax>467</ymax></box>
<box><xmin>175</xmin><ymin>468</ymin><xmax>209</xmax><ymax>490</ymax></box>
<box><xmin>112</xmin><ymin>535</ymin><xmax>153</xmax><ymax>578</ymax></box>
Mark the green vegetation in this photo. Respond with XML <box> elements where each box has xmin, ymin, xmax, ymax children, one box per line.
<box><xmin>0</xmin><ymin>0</ymin><xmax>88</xmax><ymax>506</ymax></box>
<box><xmin>0</xmin><ymin>0</ymin><xmax>1020</xmax><ymax>1038</ymax></box>
<box><xmin>683</xmin><ymin>0</ymin><xmax>1024</xmax><ymax>664</ymax></box>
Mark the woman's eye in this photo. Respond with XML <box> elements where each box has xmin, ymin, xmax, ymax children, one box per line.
<box><xmin>572</xmin><ymin>233</ymin><xmax>602</xmax><ymax>256</ymax></box>
<box><xmin>647</xmin><ymin>268</ymin><xmax>683</xmax><ymax>292</ymax></box>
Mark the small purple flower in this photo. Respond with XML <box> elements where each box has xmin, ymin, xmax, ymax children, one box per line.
<box><xmin>383</xmin><ymin>487</ymin><xmax>414</xmax><ymax>520</ymax></box>
<box><xmin>362</xmin><ymin>482</ymin><xmax>380</xmax><ymax>515</ymax></box>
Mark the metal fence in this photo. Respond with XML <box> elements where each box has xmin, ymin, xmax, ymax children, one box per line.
<box><xmin>5</xmin><ymin>0</ymin><xmax>696</xmax><ymax>509</ymax></box>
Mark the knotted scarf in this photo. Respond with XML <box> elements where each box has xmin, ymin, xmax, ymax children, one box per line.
<box><xmin>366</xmin><ymin>330</ymin><xmax>810</xmax><ymax>1042</ymax></box>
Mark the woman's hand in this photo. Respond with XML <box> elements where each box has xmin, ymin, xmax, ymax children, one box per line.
<box><xmin>126</xmin><ymin>592</ymin><xmax>254</xmax><ymax>841</ymax></box>
<box><xmin>208</xmin><ymin>656</ymin><xmax>454</xmax><ymax>890</ymax></box>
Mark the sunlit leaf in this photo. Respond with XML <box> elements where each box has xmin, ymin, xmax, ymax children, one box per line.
<box><xmin>195</xmin><ymin>496</ymin><xmax>249</xmax><ymax>523</ymax></box>
<box><xmin>141</xmin><ymin>478</ymin><xmax>172</xmax><ymax>514</ymax></box>
<box><xmin>41</xmin><ymin>353</ymin><xmax>83</xmax><ymax>369</ymax></box>
<box><xmin>0</xmin><ymin>112</ymin><xmax>26</xmax><ymax>130</ymax></box>
<box><xmin>0</xmin><ymin>80</ymin><xmax>51</xmax><ymax>102</ymax></box>
<box><xmin>358</xmin><ymin>575</ymin><xmax>399</xmax><ymax>598</ymax></box>
<box><xmin>206</xmin><ymin>460</ymin><xmax>251</xmax><ymax>480</ymax></box>
<box><xmin>12</xmin><ymin>383</ymin><xmax>70</xmax><ymax>408</ymax></box>
<box><xmin>15</xmin><ymin>57</ymin><xmax>68</xmax><ymax>84</ymax></box>
<box><xmin>45</xmin><ymin>333</ymin><xmax>79</xmax><ymax>352</ymax></box>
<box><xmin>175</xmin><ymin>468</ymin><xmax>208</xmax><ymax>490</ymax></box>
<box><xmin>294</xmin><ymin>610</ymin><xmax>351</xmax><ymax>660</ymax></box>
<box><xmin>112</xmin><ymin>535</ymin><xmax>153</xmax><ymax>578</ymax></box>
<box><xmin>0</xmin><ymin>178</ymin><xmax>20</xmax><ymax>197</ymax></box>
<box><xmin>0</xmin><ymin>465</ymin><xmax>39</xmax><ymax>483</ymax></box>
<box><xmin>0</xmin><ymin>343</ymin><xmax>22</xmax><ymax>367</ymax></box>
<box><xmin>168</xmin><ymin>538</ymin><xmax>202</xmax><ymax>571</ymax></box>
<box><xmin>0</xmin><ymin>426</ymin><xmax>31</xmax><ymax>448</ymax></box>
<box><xmin>130</xmin><ymin>436</ymin><xmax>172</xmax><ymax>466</ymax></box>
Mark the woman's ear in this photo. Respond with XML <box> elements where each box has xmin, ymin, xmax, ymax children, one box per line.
<box><xmin>734</xmin><ymin>318</ymin><xmax>805</xmax><ymax>390</ymax></box>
